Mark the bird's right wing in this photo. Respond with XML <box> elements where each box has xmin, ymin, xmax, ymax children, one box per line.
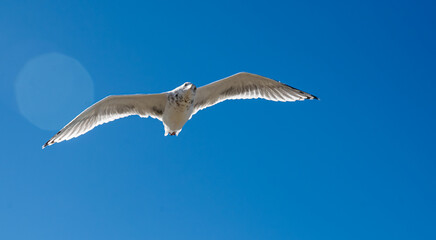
<box><xmin>43</xmin><ymin>93</ymin><xmax>167</xmax><ymax>148</ymax></box>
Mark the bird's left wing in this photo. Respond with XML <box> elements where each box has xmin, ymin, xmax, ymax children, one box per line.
<box><xmin>192</xmin><ymin>72</ymin><xmax>318</xmax><ymax>115</ymax></box>
<box><xmin>42</xmin><ymin>93</ymin><xmax>167</xmax><ymax>148</ymax></box>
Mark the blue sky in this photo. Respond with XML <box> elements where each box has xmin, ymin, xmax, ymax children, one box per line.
<box><xmin>1</xmin><ymin>0</ymin><xmax>435</xmax><ymax>239</ymax></box>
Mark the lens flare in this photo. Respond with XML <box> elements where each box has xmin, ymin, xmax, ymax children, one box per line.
<box><xmin>15</xmin><ymin>52</ymin><xmax>94</xmax><ymax>130</ymax></box>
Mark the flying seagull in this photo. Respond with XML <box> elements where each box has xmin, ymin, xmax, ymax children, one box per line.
<box><xmin>42</xmin><ymin>72</ymin><xmax>318</xmax><ymax>148</ymax></box>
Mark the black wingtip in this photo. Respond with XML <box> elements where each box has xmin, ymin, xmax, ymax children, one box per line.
<box><xmin>42</xmin><ymin>140</ymin><xmax>54</xmax><ymax>149</ymax></box>
<box><xmin>42</xmin><ymin>131</ymin><xmax>62</xmax><ymax>149</ymax></box>
<box><xmin>282</xmin><ymin>83</ymin><xmax>319</xmax><ymax>100</ymax></box>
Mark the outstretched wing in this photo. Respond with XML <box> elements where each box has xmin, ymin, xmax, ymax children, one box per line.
<box><xmin>193</xmin><ymin>72</ymin><xmax>318</xmax><ymax>115</ymax></box>
<box><xmin>42</xmin><ymin>93</ymin><xmax>167</xmax><ymax>148</ymax></box>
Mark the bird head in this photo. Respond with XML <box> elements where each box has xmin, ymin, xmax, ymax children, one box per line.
<box><xmin>182</xmin><ymin>82</ymin><xmax>196</xmax><ymax>91</ymax></box>
<box><xmin>173</xmin><ymin>82</ymin><xmax>197</xmax><ymax>97</ymax></box>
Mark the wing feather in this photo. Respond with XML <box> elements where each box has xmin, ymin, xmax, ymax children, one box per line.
<box><xmin>192</xmin><ymin>72</ymin><xmax>318</xmax><ymax>114</ymax></box>
<box><xmin>42</xmin><ymin>93</ymin><xmax>167</xmax><ymax>148</ymax></box>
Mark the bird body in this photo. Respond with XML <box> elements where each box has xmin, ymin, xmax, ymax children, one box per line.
<box><xmin>162</xmin><ymin>83</ymin><xmax>196</xmax><ymax>136</ymax></box>
<box><xmin>43</xmin><ymin>72</ymin><xmax>318</xmax><ymax>148</ymax></box>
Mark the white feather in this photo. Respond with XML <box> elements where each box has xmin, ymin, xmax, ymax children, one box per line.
<box><xmin>192</xmin><ymin>72</ymin><xmax>318</xmax><ymax>115</ymax></box>
<box><xmin>42</xmin><ymin>94</ymin><xmax>167</xmax><ymax>148</ymax></box>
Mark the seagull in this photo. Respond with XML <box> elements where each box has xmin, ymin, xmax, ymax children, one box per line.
<box><xmin>42</xmin><ymin>72</ymin><xmax>318</xmax><ymax>148</ymax></box>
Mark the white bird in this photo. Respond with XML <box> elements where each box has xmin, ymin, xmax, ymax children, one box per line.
<box><xmin>42</xmin><ymin>72</ymin><xmax>318</xmax><ymax>148</ymax></box>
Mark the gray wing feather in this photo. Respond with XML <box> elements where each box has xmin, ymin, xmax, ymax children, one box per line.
<box><xmin>42</xmin><ymin>93</ymin><xmax>167</xmax><ymax>148</ymax></box>
<box><xmin>192</xmin><ymin>72</ymin><xmax>318</xmax><ymax>115</ymax></box>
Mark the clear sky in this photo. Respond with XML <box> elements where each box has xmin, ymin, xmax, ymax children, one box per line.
<box><xmin>1</xmin><ymin>0</ymin><xmax>435</xmax><ymax>239</ymax></box>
